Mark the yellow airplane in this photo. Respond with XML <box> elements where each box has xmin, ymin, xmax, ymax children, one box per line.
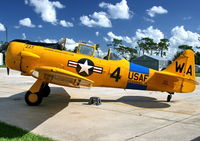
<box><xmin>5</xmin><ymin>39</ymin><xmax>198</xmax><ymax>106</ymax></box>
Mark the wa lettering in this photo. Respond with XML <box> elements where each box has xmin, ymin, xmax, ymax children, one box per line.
<box><xmin>175</xmin><ymin>61</ymin><xmax>192</xmax><ymax>76</ymax></box>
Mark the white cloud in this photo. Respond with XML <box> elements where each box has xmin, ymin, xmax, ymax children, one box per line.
<box><xmin>80</xmin><ymin>12</ymin><xmax>112</xmax><ymax>28</ymax></box>
<box><xmin>147</xmin><ymin>6</ymin><xmax>168</xmax><ymax>17</ymax></box>
<box><xmin>0</xmin><ymin>23</ymin><xmax>6</xmax><ymax>31</ymax></box>
<box><xmin>104</xmin><ymin>32</ymin><xmax>133</xmax><ymax>44</ymax></box>
<box><xmin>107</xmin><ymin>32</ymin><xmax>123</xmax><ymax>40</ymax></box>
<box><xmin>19</xmin><ymin>18</ymin><xmax>35</xmax><ymax>28</ymax></box>
<box><xmin>99</xmin><ymin>0</ymin><xmax>133</xmax><ymax>19</ymax></box>
<box><xmin>59</xmin><ymin>20</ymin><xmax>74</xmax><ymax>27</ymax></box>
<box><xmin>25</xmin><ymin>0</ymin><xmax>65</xmax><ymax>24</ymax></box>
<box><xmin>40</xmin><ymin>38</ymin><xmax>58</xmax><ymax>43</ymax></box>
<box><xmin>134</xmin><ymin>26</ymin><xmax>164</xmax><ymax>43</ymax></box>
<box><xmin>104</xmin><ymin>26</ymin><xmax>164</xmax><ymax>46</ymax></box>
<box><xmin>40</xmin><ymin>38</ymin><xmax>78</xmax><ymax>51</ymax></box>
<box><xmin>22</xmin><ymin>33</ymin><xmax>27</xmax><ymax>39</ymax></box>
<box><xmin>65</xmin><ymin>38</ymin><xmax>78</xmax><ymax>51</ymax></box>
<box><xmin>169</xmin><ymin>26</ymin><xmax>200</xmax><ymax>48</ymax></box>
<box><xmin>96</xmin><ymin>31</ymin><xmax>99</xmax><ymax>37</ymax></box>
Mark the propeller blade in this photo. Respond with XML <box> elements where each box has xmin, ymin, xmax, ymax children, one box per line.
<box><xmin>7</xmin><ymin>67</ymin><xmax>9</xmax><ymax>75</ymax></box>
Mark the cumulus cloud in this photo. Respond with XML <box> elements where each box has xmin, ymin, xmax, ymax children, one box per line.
<box><xmin>40</xmin><ymin>38</ymin><xmax>58</xmax><ymax>43</ymax></box>
<box><xmin>59</xmin><ymin>20</ymin><xmax>74</xmax><ymax>27</ymax></box>
<box><xmin>80</xmin><ymin>12</ymin><xmax>112</xmax><ymax>28</ymax></box>
<box><xmin>0</xmin><ymin>23</ymin><xmax>6</xmax><ymax>31</ymax></box>
<box><xmin>40</xmin><ymin>38</ymin><xmax>77</xmax><ymax>51</ymax></box>
<box><xmin>25</xmin><ymin>0</ymin><xmax>65</xmax><ymax>24</ymax></box>
<box><xmin>104</xmin><ymin>32</ymin><xmax>133</xmax><ymax>44</ymax></box>
<box><xmin>147</xmin><ymin>6</ymin><xmax>168</xmax><ymax>17</ymax></box>
<box><xmin>99</xmin><ymin>0</ymin><xmax>133</xmax><ymax>19</ymax></box>
<box><xmin>169</xmin><ymin>26</ymin><xmax>200</xmax><ymax>48</ymax></box>
<box><xmin>134</xmin><ymin>26</ymin><xmax>164</xmax><ymax>43</ymax></box>
<box><xmin>65</xmin><ymin>38</ymin><xmax>78</xmax><ymax>51</ymax></box>
<box><xmin>19</xmin><ymin>18</ymin><xmax>35</xmax><ymax>28</ymax></box>
<box><xmin>104</xmin><ymin>26</ymin><xmax>164</xmax><ymax>46</ymax></box>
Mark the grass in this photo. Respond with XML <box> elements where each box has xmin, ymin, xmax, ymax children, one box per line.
<box><xmin>0</xmin><ymin>65</ymin><xmax>6</xmax><ymax>68</ymax></box>
<box><xmin>0</xmin><ymin>121</ymin><xmax>54</xmax><ymax>141</ymax></box>
<box><xmin>196</xmin><ymin>73</ymin><xmax>200</xmax><ymax>77</ymax></box>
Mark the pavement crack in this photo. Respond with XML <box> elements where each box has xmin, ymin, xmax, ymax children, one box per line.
<box><xmin>125</xmin><ymin>112</ymin><xmax>200</xmax><ymax>141</ymax></box>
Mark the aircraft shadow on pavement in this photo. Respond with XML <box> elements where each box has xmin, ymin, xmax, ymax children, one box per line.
<box><xmin>191</xmin><ymin>136</ymin><xmax>200</xmax><ymax>141</ymax></box>
<box><xmin>70</xmin><ymin>96</ymin><xmax>170</xmax><ymax>109</ymax></box>
<box><xmin>0</xmin><ymin>87</ymin><xmax>70</xmax><ymax>139</ymax></box>
<box><xmin>0</xmin><ymin>87</ymin><xmax>170</xmax><ymax>139</ymax></box>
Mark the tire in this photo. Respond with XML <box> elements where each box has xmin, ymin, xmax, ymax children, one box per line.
<box><xmin>167</xmin><ymin>95</ymin><xmax>172</xmax><ymax>102</ymax></box>
<box><xmin>25</xmin><ymin>91</ymin><xmax>43</xmax><ymax>106</ymax></box>
<box><xmin>41</xmin><ymin>84</ymin><xmax>51</xmax><ymax>97</ymax></box>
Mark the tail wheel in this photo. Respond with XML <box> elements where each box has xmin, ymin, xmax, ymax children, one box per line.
<box><xmin>167</xmin><ymin>94</ymin><xmax>172</xmax><ymax>102</ymax></box>
<box><xmin>41</xmin><ymin>83</ymin><xmax>51</xmax><ymax>97</ymax></box>
<box><xmin>25</xmin><ymin>91</ymin><xmax>43</xmax><ymax>106</ymax></box>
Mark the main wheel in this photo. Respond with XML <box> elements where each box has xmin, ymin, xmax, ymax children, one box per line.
<box><xmin>41</xmin><ymin>84</ymin><xmax>51</xmax><ymax>97</ymax></box>
<box><xmin>25</xmin><ymin>91</ymin><xmax>43</xmax><ymax>106</ymax></box>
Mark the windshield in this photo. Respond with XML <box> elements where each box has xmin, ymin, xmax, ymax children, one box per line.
<box><xmin>79</xmin><ymin>45</ymin><xmax>94</xmax><ymax>56</ymax></box>
<box><xmin>109</xmin><ymin>48</ymin><xmax>123</xmax><ymax>60</ymax></box>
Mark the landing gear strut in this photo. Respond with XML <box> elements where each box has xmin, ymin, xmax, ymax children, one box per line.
<box><xmin>167</xmin><ymin>92</ymin><xmax>174</xmax><ymax>102</ymax></box>
<box><xmin>25</xmin><ymin>80</ymin><xmax>51</xmax><ymax>106</ymax></box>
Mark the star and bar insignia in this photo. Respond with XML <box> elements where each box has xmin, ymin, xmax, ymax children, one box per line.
<box><xmin>68</xmin><ymin>58</ymin><xmax>103</xmax><ymax>76</ymax></box>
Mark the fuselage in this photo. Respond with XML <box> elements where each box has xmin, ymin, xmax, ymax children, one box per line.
<box><xmin>6</xmin><ymin>40</ymin><xmax>196</xmax><ymax>93</ymax></box>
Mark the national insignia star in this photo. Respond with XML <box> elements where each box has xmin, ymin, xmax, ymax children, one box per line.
<box><xmin>79</xmin><ymin>60</ymin><xmax>93</xmax><ymax>75</ymax></box>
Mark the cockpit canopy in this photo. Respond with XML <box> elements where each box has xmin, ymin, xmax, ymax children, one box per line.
<box><xmin>75</xmin><ymin>41</ymin><xmax>122</xmax><ymax>60</ymax></box>
<box><xmin>77</xmin><ymin>42</ymin><xmax>96</xmax><ymax>56</ymax></box>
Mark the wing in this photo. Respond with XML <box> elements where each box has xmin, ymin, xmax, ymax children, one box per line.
<box><xmin>31</xmin><ymin>66</ymin><xmax>94</xmax><ymax>88</ymax></box>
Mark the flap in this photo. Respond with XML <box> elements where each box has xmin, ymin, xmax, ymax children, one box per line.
<box><xmin>32</xmin><ymin>66</ymin><xmax>94</xmax><ymax>88</ymax></box>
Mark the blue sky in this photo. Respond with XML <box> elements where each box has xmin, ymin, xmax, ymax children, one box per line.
<box><xmin>0</xmin><ymin>0</ymin><xmax>200</xmax><ymax>57</ymax></box>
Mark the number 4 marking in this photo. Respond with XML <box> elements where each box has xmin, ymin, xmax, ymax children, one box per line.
<box><xmin>110</xmin><ymin>67</ymin><xmax>121</xmax><ymax>82</ymax></box>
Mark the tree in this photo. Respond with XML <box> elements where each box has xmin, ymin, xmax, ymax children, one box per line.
<box><xmin>109</xmin><ymin>38</ymin><xmax>137</xmax><ymax>61</ymax></box>
<box><xmin>0</xmin><ymin>41</ymin><xmax>8</xmax><ymax>52</ymax></box>
<box><xmin>178</xmin><ymin>45</ymin><xmax>193</xmax><ymax>50</ymax></box>
<box><xmin>0</xmin><ymin>41</ymin><xmax>9</xmax><ymax>64</ymax></box>
<box><xmin>172</xmin><ymin>45</ymin><xmax>194</xmax><ymax>61</ymax></box>
<box><xmin>137</xmin><ymin>37</ymin><xmax>158</xmax><ymax>55</ymax></box>
<box><xmin>196</xmin><ymin>52</ymin><xmax>200</xmax><ymax>65</ymax></box>
<box><xmin>157</xmin><ymin>38</ymin><xmax>170</xmax><ymax>57</ymax></box>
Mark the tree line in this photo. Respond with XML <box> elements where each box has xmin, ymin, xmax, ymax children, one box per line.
<box><xmin>107</xmin><ymin>37</ymin><xmax>200</xmax><ymax>65</ymax></box>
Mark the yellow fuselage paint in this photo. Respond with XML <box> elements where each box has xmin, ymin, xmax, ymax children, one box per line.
<box><xmin>6</xmin><ymin>41</ymin><xmax>197</xmax><ymax>93</ymax></box>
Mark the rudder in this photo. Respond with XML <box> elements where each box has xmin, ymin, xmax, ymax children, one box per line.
<box><xmin>163</xmin><ymin>50</ymin><xmax>196</xmax><ymax>92</ymax></box>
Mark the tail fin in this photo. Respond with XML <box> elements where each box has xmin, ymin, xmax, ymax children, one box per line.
<box><xmin>164</xmin><ymin>50</ymin><xmax>195</xmax><ymax>80</ymax></box>
<box><xmin>163</xmin><ymin>50</ymin><xmax>196</xmax><ymax>92</ymax></box>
